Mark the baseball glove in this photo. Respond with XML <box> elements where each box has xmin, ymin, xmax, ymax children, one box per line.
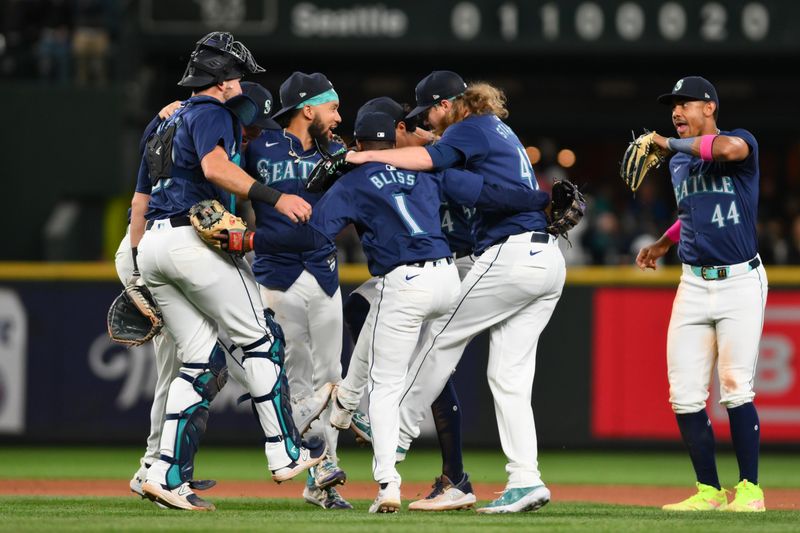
<box><xmin>188</xmin><ymin>199</ymin><xmax>250</xmax><ymax>255</ymax></box>
<box><xmin>546</xmin><ymin>179</ymin><xmax>586</xmax><ymax>237</ymax></box>
<box><xmin>620</xmin><ymin>131</ymin><xmax>667</xmax><ymax>192</ymax></box>
<box><xmin>107</xmin><ymin>280</ymin><xmax>163</xmax><ymax>346</ymax></box>
<box><xmin>306</xmin><ymin>149</ymin><xmax>354</xmax><ymax>193</ymax></box>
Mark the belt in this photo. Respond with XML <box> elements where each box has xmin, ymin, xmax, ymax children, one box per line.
<box><xmin>145</xmin><ymin>215</ymin><xmax>192</xmax><ymax>231</ymax></box>
<box><xmin>490</xmin><ymin>231</ymin><xmax>551</xmax><ymax>248</ymax></box>
<box><xmin>454</xmin><ymin>250</ymin><xmax>472</xmax><ymax>259</ymax></box>
<box><xmin>688</xmin><ymin>257</ymin><xmax>761</xmax><ymax>281</ymax></box>
<box><xmin>406</xmin><ymin>256</ymin><xmax>454</xmax><ymax>268</ymax></box>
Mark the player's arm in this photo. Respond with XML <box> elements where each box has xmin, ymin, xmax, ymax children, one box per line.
<box><xmin>346</xmin><ymin>146</ymin><xmax>435</xmax><ymax>170</ymax></box>
<box><xmin>130</xmin><ymin>192</ymin><xmax>150</xmax><ymax>248</ymax></box>
<box><xmin>636</xmin><ymin>219</ymin><xmax>680</xmax><ymax>270</ymax></box>
<box><xmin>201</xmin><ymin>146</ymin><xmax>311</xmax><ymax>223</ymax></box>
<box><xmin>441</xmin><ymin>169</ymin><xmax>550</xmax><ymax>212</ymax></box>
<box><xmin>651</xmin><ymin>133</ymin><xmax>750</xmax><ymax>162</ymax></box>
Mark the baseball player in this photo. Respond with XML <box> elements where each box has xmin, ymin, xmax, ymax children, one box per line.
<box><xmin>220</xmin><ymin>110</ymin><xmax>550</xmax><ymax>512</ymax></box>
<box><xmin>636</xmin><ymin>76</ymin><xmax>767</xmax><ymax>512</ymax></box>
<box><xmin>341</xmin><ymin>71</ymin><xmax>566</xmax><ymax>514</ymax></box>
<box><xmin>339</xmin><ymin>96</ymin><xmax>478</xmax><ymax>511</ymax></box>
<box><xmin>135</xmin><ymin>32</ymin><xmax>325</xmax><ymax>512</ymax></box>
<box><xmin>243</xmin><ymin>72</ymin><xmax>350</xmax><ymax>510</ymax></box>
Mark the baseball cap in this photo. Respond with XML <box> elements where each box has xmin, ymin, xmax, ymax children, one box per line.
<box><xmin>357</xmin><ymin>97</ymin><xmax>404</xmax><ymax>123</ymax></box>
<box><xmin>406</xmin><ymin>70</ymin><xmax>467</xmax><ymax>119</ymax></box>
<box><xmin>272</xmin><ymin>72</ymin><xmax>336</xmax><ymax>120</ymax></box>
<box><xmin>354</xmin><ymin>111</ymin><xmax>396</xmax><ymax>142</ymax></box>
<box><xmin>657</xmin><ymin>76</ymin><xmax>719</xmax><ymax>108</ymax></box>
<box><xmin>240</xmin><ymin>81</ymin><xmax>280</xmax><ymax>129</ymax></box>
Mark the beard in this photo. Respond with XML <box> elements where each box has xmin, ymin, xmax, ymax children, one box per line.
<box><xmin>309</xmin><ymin>116</ymin><xmax>331</xmax><ymax>153</ymax></box>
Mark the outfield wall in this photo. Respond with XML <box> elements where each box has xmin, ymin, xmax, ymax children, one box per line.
<box><xmin>1</xmin><ymin>263</ymin><xmax>799</xmax><ymax>447</ymax></box>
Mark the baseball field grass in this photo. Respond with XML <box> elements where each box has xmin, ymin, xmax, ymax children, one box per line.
<box><xmin>0</xmin><ymin>447</ymin><xmax>798</xmax><ymax>532</ymax></box>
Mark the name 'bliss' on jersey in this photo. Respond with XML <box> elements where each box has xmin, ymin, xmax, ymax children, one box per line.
<box><xmin>671</xmin><ymin>128</ymin><xmax>759</xmax><ymax>266</ymax></box>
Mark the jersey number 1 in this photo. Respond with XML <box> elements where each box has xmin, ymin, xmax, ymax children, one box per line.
<box><xmin>393</xmin><ymin>193</ymin><xmax>426</xmax><ymax>236</ymax></box>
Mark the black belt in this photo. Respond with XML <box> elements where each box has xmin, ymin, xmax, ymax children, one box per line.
<box><xmin>145</xmin><ymin>215</ymin><xmax>192</xmax><ymax>231</ymax></box>
<box><xmin>406</xmin><ymin>256</ymin><xmax>454</xmax><ymax>268</ymax></box>
<box><xmin>454</xmin><ymin>250</ymin><xmax>472</xmax><ymax>259</ymax></box>
<box><xmin>491</xmin><ymin>231</ymin><xmax>550</xmax><ymax>248</ymax></box>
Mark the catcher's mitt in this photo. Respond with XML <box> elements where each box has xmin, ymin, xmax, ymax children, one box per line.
<box><xmin>546</xmin><ymin>179</ymin><xmax>586</xmax><ymax>237</ymax></box>
<box><xmin>188</xmin><ymin>199</ymin><xmax>250</xmax><ymax>254</ymax></box>
<box><xmin>107</xmin><ymin>280</ymin><xmax>163</xmax><ymax>346</ymax></box>
<box><xmin>620</xmin><ymin>131</ymin><xmax>667</xmax><ymax>192</ymax></box>
<box><xmin>306</xmin><ymin>149</ymin><xmax>354</xmax><ymax>193</ymax></box>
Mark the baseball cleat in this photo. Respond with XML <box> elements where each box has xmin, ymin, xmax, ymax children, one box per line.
<box><xmin>129</xmin><ymin>460</ymin><xmax>149</xmax><ymax>497</ymax></box>
<box><xmin>141</xmin><ymin>481</ymin><xmax>216</xmax><ymax>511</ymax></box>
<box><xmin>329</xmin><ymin>385</ymin><xmax>354</xmax><ymax>430</ymax></box>
<box><xmin>271</xmin><ymin>438</ymin><xmax>327</xmax><ymax>483</ymax></box>
<box><xmin>409</xmin><ymin>473</ymin><xmax>476</xmax><ymax>511</ymax></box>
<box><xmin>662</xmin><ymin>482</ymin><xmax>728</xmax><ymax>511</ymax></box>
<box><xmin>476</xmin><ymin>485</ymin><xmax>550</xmax><ymax>514</ymax></box>
<box><xmin>303</xmin><ymin>473</ymin><xmax>353</xmax><ymax>509</ymax></box>
<box><xmin>350</xmin><ymin>410</ymin><xmax>372</xmax><ymax>444</ymax></box>
<box><xmin>313</xmin><ymin>457</ymin><xmax>347</xmax><ymax>489</ymax></box>
<box><xmin>727</xmin><ymin>480</ymin><xmax>765</xmax><ymax>512</ymax></box>
<box><xmin>368</xmin><ymin>482</ymin><xmax>401</xmax><ymax>514</ymax></box>
<box><xmin>293</xmin><ymin>382</ymin><xmax>334</xmax><ymax>436</ymax></box>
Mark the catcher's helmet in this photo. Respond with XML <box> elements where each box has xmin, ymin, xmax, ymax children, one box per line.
<box><xmin>178</xmin><ymin>32</ymin><xmax>264</xmax><ymax>88</ymax></box>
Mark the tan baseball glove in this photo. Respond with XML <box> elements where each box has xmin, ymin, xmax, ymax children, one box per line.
<box><xmin>620</xmin><ymin>131</ymin><xmax>667</xmax><ymax>192</ymax></box>
<box><xmin>188</xmin><ymin>199</ymin><xmax>250</xmax><ymax>254</ymax></box>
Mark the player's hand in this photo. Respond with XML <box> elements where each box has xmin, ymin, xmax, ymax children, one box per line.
<box><xmin>158</xmin><ymin>100</ymin><xmax>182</xmax><ymax>120</ymax></box>
<box><xmin>275</xmin><ymin>194</ymin><xmax>312</xmax><ymax>223</ymax></box>
<box><xmin>212</xmin><ymin>229</ymin><xmax>255</xmax><ymax>255</ymax></box>
<box><xmin>345</xmin><ymin>150</ymin><xmax>366</xmax><ymax>164</ymax></box>
<box><xmin>636</xmin><ymin>240</ymin><xmax>671</xmax><ymax>270</ymax></box>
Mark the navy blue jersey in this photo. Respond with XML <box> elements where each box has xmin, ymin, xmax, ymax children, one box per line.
<box><xmin>243</xmin><ymin>129</ymin><xmax>344</xmax><ymax>296</ymax></box>
<box><xmin>428</xmin><ymin>114</ymin><xmax>547</xmax><ymax>252</ymax></box>
<box><xmin>256</xmin><ymin>163</ymin><xmax>485</xmax><ymax>276</ymax></box>
<box><xmin>672</xmin><ymin>128</ymin><xmax>759</xmax><ymax>265</ymax></box>
<box><xmin>145</xmin><ymin>96</ymin><xmax>239</xmax><ymax>220</ymax></box>
<box><xmin>126</xmin><ymin>113</ymin><xmax>164</xmax><ymax>223</ymax></box>
<box><xmin>439</xmin><ymin>201</ymin><xmax>475</xmax><ymax>254</ymax></box>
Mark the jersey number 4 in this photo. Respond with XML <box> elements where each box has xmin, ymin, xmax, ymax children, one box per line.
<box><xmin>711</xmin><ymin>200</ymin><xmax>741</xmax><ymax>228</ymax></box>
<box><xmin>517</xmin><ymin>147</ymin><xmax>538</xmax><ymax>190</ymax></box>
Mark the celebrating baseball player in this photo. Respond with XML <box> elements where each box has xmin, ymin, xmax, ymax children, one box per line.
<box><xmin>338</xmin><ymin>96</ymin><xmax>480</xmax><ymax>511</ymax></box>
<box><xmin>134</xmin><ymin>32</ymin><xmax>326</xmax><ymax>512</ymax></box>
<box><xmin>330</xmin><ymin>71</ymin><xmax>574</xmax><ymax>513</ymax></box>
<box><xmin>627</xmin><ymin>76</ymin><xmax>767</xmax><ymax>512</ymax></box>
<box><xmin>243</xmin><ymin>71</ymin><xmax>351</xmax><ymax>510</ymax></box>
<box><xmin>214</xmin><ymin>109</ymin><xmax>552</xmax><ymax>512</ymax></box>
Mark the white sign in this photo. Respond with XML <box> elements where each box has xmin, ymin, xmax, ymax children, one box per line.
<box><xmin>0</xmin><ymin>290</ymin><xmax>27</xmax><ymax>433</ymax></box>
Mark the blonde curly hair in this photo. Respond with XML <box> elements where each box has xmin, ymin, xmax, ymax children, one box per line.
<box><xmin>437</xmin><ymin>82</ymin><xmax>509</xmax><ymax>134</ymax></box>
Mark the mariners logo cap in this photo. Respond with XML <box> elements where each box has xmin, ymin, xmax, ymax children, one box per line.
<box><xmin>406</xmin><ymin>70</ymin><xmax>467</xmax><ymax>119</ymax></box>
<box><xmin>240</xmin><ymin>81</ymin><xmax>280</xmax><ymax>130</ymax></box>
<box><xmin>272</xmin><ymin>71</ymin><xmax>336</xmax><ymax>120</ymax></box>
<box><xmin>357</xmin><ymin>97</ymin><xmax>404</xmax><ymax>123</ymax></box>
<box><xmin>657</xmin><ymin>76</ymin><xmax>719</xmax><ymax>107</ymax></box>
<box><xmin>354</xmin><ymin>111</ymin><xmax>396</xmax><ymax>142</ymax></box>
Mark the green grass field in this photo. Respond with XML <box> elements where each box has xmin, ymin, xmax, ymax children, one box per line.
<box><xmin>0</xmin><ymin>447</ymin><xmax>797</xmax><ymax>532</ymax></box>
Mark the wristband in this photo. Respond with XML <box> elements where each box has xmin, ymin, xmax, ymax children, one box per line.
<box><xmin>699</xmin><ymin>134</ymin><xmax>717</xmax><ymax>161</ymax></box>
<box><xmin>666</xmin><ymin>136</ymin><xmax>695</xmax><ymax>155</ymax></box>
<box><xmin>248</xmin><ymin>181</ymin><xmax>282</xmax><ymax>206</ymax></box>
<box><xmin>246</xmin><ymin>231</ymin><xmax>255</xmax><ymax>253</ymax></box>
<box><xmin>665</xmin><ymin>220</ymin><xmax>681</xmax><ymax>243</ymax></box>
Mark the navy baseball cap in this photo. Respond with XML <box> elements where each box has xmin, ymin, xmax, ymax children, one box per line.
<box><xmin>241</xmin><ymin>81</ymin><xmax>280</xmax><ymax>129</ymax></box>
<box><xmin>272</xmin><ymin>71</ymin><xmax>337</xmax><ymax>120</ymax></box>
<box><xmin>406</xmin><ymin>70</ymin><xmax>467</xmax><ymax>119</ymax></box>
<box><xmin>657</xmin><ymin>76</ymin><xmax>719</xmax><ymax>108</ymax></box>
<box><xmin>354</xmin><ymin>112</ymin><xmax>396</xmax><ymax>142</ymax></box>
<box><xmin>357</xmin><ymin>97</ymin><xmax>404</xmax><ymax>123</ymax></box>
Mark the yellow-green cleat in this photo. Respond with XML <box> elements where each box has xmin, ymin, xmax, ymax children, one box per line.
<box><xmin>727</xmin><ymin>480</ymin><xmax>765</xmax><ymax>512</ymax></box>
<box><xmin>662</xmin><ymin>482</ymin><xmax>728</xmax><ymax>511</ymax></box>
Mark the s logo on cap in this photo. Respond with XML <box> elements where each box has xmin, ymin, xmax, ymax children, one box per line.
<box><xmin>674</xmin><ymin>79</ymin><xmax>684</xmax><ymax>92</ymax></box>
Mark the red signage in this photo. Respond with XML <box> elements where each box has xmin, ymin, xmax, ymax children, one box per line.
<box><xmin>591</xmin><ymin>289</ymin><xmax>800</xmax><ymax>442</ymax></box>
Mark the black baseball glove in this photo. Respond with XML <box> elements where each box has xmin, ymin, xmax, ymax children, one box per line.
<box><xmin>107</xmin><ymin>279</ymin><xmax>163</xmax><ymax>346</ymax></box>
<box><xmin>306</xmin><ymin>149</ymin><xmax>355</xmax><ymax>193</ymax></box>
<box><xmin>546</xmin><ymin>179</ymin><xmax>586</xmax><ymax>238</ymax></box>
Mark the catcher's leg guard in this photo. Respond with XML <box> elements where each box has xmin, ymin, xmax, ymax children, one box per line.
<box><xmin>162</xmin><ymin>342</ymin><xmax>228</xmax><ymax>488</ymax></box>
<box><xmin>239</xmin><ymin>310</ymin><xmax>304</xmax><ymax>466</ymax></box>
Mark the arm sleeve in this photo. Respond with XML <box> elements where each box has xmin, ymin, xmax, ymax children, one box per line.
<box><xmin>191</xmin><ymin>108</ymin><xmax>236</xmax><ymax>162</ymax></box>
<box><xmin>426</xmin><ymin>121</ymin><xmax>489</xmax><ymax>170</ymax></box>
<box><xmin>441</xmin><ymin>168</ymin><xmax>550</xmax><ymax>212</ymax></box>
<box><xmin>254</xmin><ymin>224</ymin><xmax>330</xmax><ymax>253</ymax></box>
<box><xmin>425</xmin><ymin>143</ymin><xmax>466</xmax><ymax>170</ymax></box>
<box><xmin>134</xmin><ymin>157</ymin><xmax>152</xmax><ymax>194</ymax></box>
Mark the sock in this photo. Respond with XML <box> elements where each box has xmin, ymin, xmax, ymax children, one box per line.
<box><xmin>675</xmin><ymin>410</ymin><xmax>720</xmax><ymax>490</ymax></box>
<box><xmin>727</xmin><ymin>402</ymin><xmax>760</xmax><ymax>484</ymax></box>
<box><xmin>431</xmin><ymin>377</ymin><xmax>464</xmax><ymax>483</ymax></box>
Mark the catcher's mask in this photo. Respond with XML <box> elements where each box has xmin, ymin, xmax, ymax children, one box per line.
<box><xmin>178</xmin><ymin>31</ymin><xmax>264</xmax><ymax>88</ymax></box>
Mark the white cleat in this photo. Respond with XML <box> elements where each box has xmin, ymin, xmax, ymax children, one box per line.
<box><xmin>408</xmin><ymin>473</ymin><xmax>476</xmax><ymax>511</ymax></box>
<box><xmin>271</xmin><ymin>439</ymin><xmax>327</xmax><ymax>483</ymax></box>
<box><xmin>293</xmin><ymin>383</ymin><xmax>334</xmax><ymax>436</ymax></box>
<box><xmin>129</xmin><ymin>460</ymin><xmax>148</xmax><ymax>497</ymax></box>
<box><xmin>141</xmin><ymin>481</ymin><xmax>216</xmax><ymax>511</ymax></box>
<box><xmin>329</xmin><ymin>385</ymin><xmax>354</xmax><ymax>430</ymax></box>
<box><xmin>369</xmin><ymin>481</ymin><xmax>401</xmax><ymax>514</ymax></box>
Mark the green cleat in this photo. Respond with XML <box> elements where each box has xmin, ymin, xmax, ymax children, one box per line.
<box><xmin>727</xmin><ymin>480</ymin><xmax>765</xmax><ymax>512</ymax></box>
<box><xmin>476</xmin><ymin>485</ymin><xmax>550</xmax><ymax>514</ymax></box>
<box><xmin>662</xmin><ymin>482</ymin><xmax>728</xmax><ymax>511</ymax></box>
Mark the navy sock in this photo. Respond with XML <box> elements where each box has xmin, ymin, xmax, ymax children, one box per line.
<box><xmin>431</xmin><ymin>377</ymin><xmax>464</xmax><ymax>483</ymax></box>
<box><xmin>675</xmin><ymin>410</ymin><xmax>720</xmax><ymax>489</ymax></box>
<box><xmin>727</xmin><ymin>402</ymin><xmax>760</xmax><ymax>484</ymax></box>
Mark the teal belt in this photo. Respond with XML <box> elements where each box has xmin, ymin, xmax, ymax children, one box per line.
<box><xmin>690</xmin><ymin>257</ymin><xmax>760</xmax><ymax>281</ymax></box>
